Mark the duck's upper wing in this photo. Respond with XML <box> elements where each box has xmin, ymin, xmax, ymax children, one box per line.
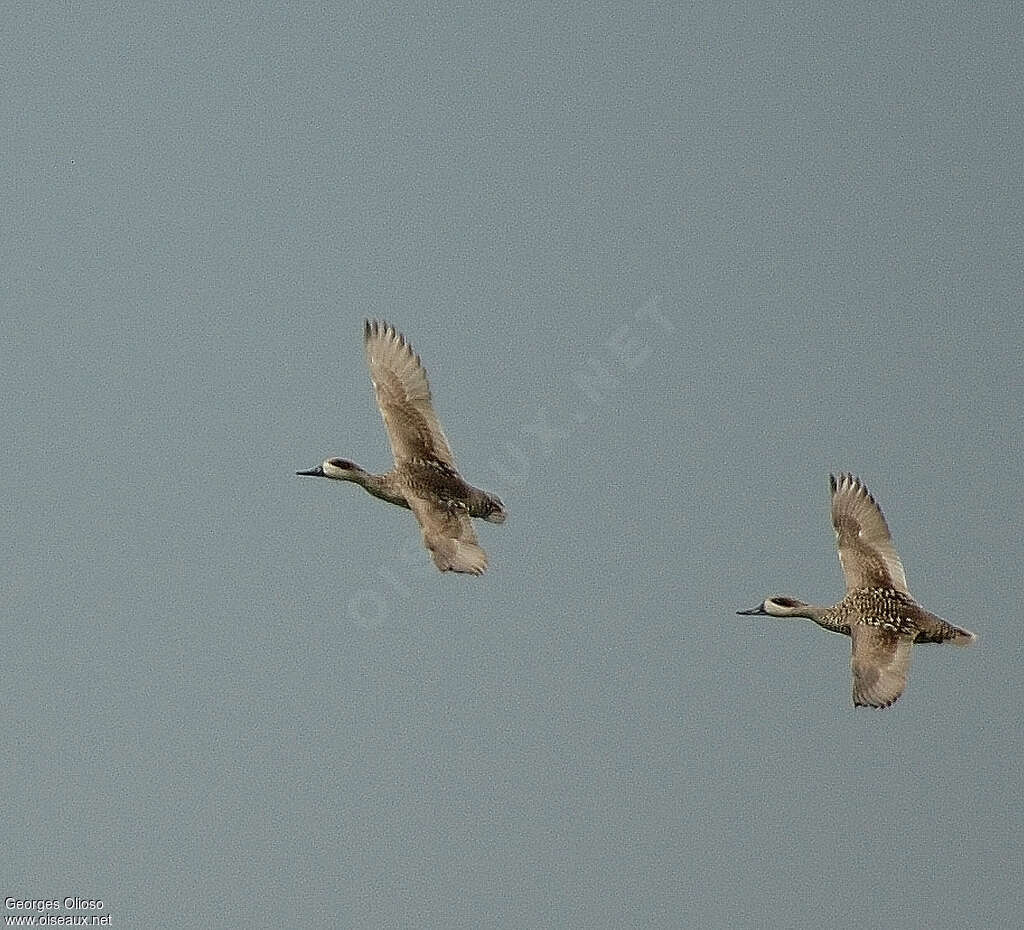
<box><xmin>364</xmin><ymin>320</ymin><xmax>455</xmax><ymax>468</ymax></box>
<box><xmin>405</xmin><ymin>493</ymin><xmax>488</xmax><ymax>576</ymax></box>
<box><xmin>850</xmin><ymin>622</ymin><xmax>914</xmax><ymax>708</ymax></box>
<box><xmin>830</xmin><ymin>473</ymin><xmax>909</xmax><ymax>595</ymax></box>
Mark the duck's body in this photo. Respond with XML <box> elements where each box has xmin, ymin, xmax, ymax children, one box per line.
<box><xmin>298</xmin><ymin>320</ymin><xmax>505</xmax><ymax>575</ymax></box>
<box><xmin>738</xmin><ymin>473</ymin><xmax>975</xmax><ymax>708</ymax></box>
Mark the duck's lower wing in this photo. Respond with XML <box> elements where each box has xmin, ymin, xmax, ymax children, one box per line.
<box><xmin>406</xmin><ymin>494</ymin><xmax>488</xmax><ymax>575</ymax></box>
<box><xmin>850</xmin><ymin>623</ymin><xmax>914</xmax><ymax>709</ymax></box>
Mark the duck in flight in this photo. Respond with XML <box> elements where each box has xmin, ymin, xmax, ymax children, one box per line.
<box><xmin>298</xmin><ymin>320</ymin><xmax>506</xmax><ymax>575</ymax></box>
<box><xmin>738</xmin><ymin>473</ymin><xmax>975</xmax><ymax>708</ymax></box>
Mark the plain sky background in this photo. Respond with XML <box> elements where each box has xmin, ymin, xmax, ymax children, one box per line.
<box><xmin>3</xmin><ymin>3</ymin><xmax>1023</xmax><ymax>928</ymax></box>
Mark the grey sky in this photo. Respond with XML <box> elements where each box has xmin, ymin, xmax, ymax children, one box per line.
<box><xmin>3</xmin><ymin>3</ymin><xmax>1022</xmax><ymax>928</ymax></box>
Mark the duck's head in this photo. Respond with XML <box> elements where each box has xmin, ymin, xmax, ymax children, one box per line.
<box><xmin>296</xmin><ymin>458</ymin><xmax>366</xmax><ymax>481</ymax></box>
<box><xmin>736</xmin><ymin>596</ymin><xmax>809</xmax><ymax>617</ymax></box>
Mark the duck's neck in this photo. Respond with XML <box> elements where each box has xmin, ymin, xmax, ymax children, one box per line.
<box><xmin>795</xmin><ymin>603</ymin><xmax>849</xmax><ymax>636</ymax></box>
<box><xmin>352</xmin><ymin>470</ymin><xmax>410</xmax><ymax>509</ymax></box>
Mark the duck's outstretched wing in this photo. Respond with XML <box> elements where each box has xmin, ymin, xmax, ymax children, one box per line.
<box><xmin>364</xmin><ymin>320</ymin><xmax>456</xmax><ymax>468</ymax></box>
<box><xmin>830</xmin><ymin>473</ymin><xmax>909</xmax><ymax>595</ymax></box>
<box><xmin>850</xmin><ymin>623</ymin><xmax>914</xmax><ymax>708</ymax></box>
<box><xmin>406</xmin><ymin>494</ymin><xmax>488</xmax><ymax>576</ymax></box>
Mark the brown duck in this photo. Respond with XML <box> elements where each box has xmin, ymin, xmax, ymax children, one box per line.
<box><xmin>298</xmin><ymin>320</ymin><xmax>505</xmax><ymax>575</ymax></box>
<box><xmin>738</xmin><ymin>473</ymin><xmax>975</xmax><ymax>708</ymax></box>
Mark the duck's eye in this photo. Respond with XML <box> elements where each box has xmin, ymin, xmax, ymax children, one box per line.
<box><xmin>328</xmin><ymin>458</ymin><xmax>352</xmax><ymax>469</ymax></box>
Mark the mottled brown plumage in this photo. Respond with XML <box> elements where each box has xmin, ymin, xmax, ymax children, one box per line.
<box><xmin>298</xmin><ymin>320</ymin><xmax>505</xmax><ymax>575</ymax></box>
<box><xmin>737</xmin><ymin>473</ymin><xmax>975</xmax><ymax>708</ymax></box>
